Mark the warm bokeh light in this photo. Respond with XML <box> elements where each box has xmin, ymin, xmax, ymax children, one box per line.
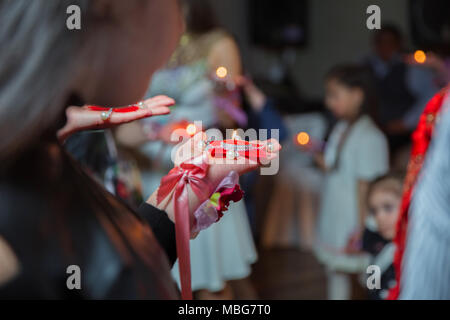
<box><xmin>216</xmin><ymin>66</ymin><xmax>228</xmax><ymax>79</ymax></box>
<box><xmin>414</xmin><ymin>50</ymin><xmax>427</xmax><ymax>64</ymax></box>
<box><xmin>297</xmin><ymin>132</ymin><xmax>310</xmax><ymax>145</ymax></box>
<box><xmin>186</xmin><ymin>123</ymin><xmax>197</xmax><ymax>136</ymax></box>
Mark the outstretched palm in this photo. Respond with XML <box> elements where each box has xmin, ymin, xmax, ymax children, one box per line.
<box><xmin>57</xmin><ymin>95</ymin><xmax>174</xmax><ymax>142</ymax></box>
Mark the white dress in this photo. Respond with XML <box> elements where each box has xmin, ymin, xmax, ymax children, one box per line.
<box><xmin>315</xmin><ymin>115</ymin><xmax>389</xmax><ymax>273</ymax></box>
<box><xmin>141</xmin><ymin>40</ymin><xmax>257</xmax><ymax>292</ymax></box>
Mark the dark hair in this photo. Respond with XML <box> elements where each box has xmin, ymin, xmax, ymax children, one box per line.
<box><xmin>0</xmin><ymin>0</ymin><xmax>91</xmax><ymax>163</ymax></box>
<box><xmin>325</xmin><ymin>64</ymin><xmax>379</xmax><ymax>171</ymax></box>
<box><xmin>326</xmin><ymin>64</ymin><xmax>378</xmax><ymax>119</ymax></box>
<box><xmin>374</xmin><ymin>24</ymin><xmax>403</xmax><ymax>44</ymax></box>
<box><xmin>184</xmin><ymin>0</ymin><xmax>219</xmax><ymax>34</ymax></box>
<box><xmin>367</xmin><ymin>172</ymin><xmax>405</xmax><ymax>208</ymax></box>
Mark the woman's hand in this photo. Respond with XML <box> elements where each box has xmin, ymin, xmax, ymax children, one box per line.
<box><xmin>147</xmin><ymin>132</ymin><xmax>281</xmax><ymax>223</ymax></box>
<box><xmin>57</xmin><ymin>95</ymin><xmax>174</xmax><ymax>142</ymax></box>
<box><xmin>235</xmin><ymin>75</ymin><xmax>267</xmax><ymax>112</ymax></box>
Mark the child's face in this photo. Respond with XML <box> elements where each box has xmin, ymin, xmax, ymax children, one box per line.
<box><xmin>368</xmin><ymin>188</ymin><xmax>401</xmax><ymax>240</ymax></box>
<box><xmin>325</xmin><ymin>78</ymin><xmax>363</xmax><ymax>120</ymax></box>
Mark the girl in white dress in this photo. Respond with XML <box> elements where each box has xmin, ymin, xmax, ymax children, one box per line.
<box><xmin>313</xmin><ymin>65</ymin><xmax>389</xmax><ymax>299</ymax></box>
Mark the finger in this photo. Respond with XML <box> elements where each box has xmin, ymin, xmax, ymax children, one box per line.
<box><xmin>234</xmin><ymin>75</ymin><xmax>248</xmax><ymax>87</ymax></box>
<box><xmin>146</xmin><ymin>95</ymin><xmax>172</xmax><ymax>101</ymax></box>
<box><xmin>210</xmin><ymin>139</ymin><xmax>281</xmax><ymax>174</ymax></box>
<box><xmin>108</xmin><ymin>109</ymin><xmax>152</xmax><ymax>123</ymax></box>
<box><xmin>88</xmin><ymin>105</ymin><xmax>170</xmax><ymax>125</ymax></box>
<box><xmin>147</xmin><ymin>106</ymin><xmax>171</xmax><ymax>116</ymax></box>
<box><xmin>143</xmin><ymin>96</ymin><xmax>175</xmax><ymax>108</ymax></box>
<box><xmin>251</xmin><ymin>139</ymin><xmax>282</xmax><ymax>154</ymax></box>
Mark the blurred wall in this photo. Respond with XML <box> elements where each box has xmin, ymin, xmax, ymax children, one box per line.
<box><xmin>211</xmin><ymin>0</ymin><xmax>412</xmax><ymax>101</ymax></box>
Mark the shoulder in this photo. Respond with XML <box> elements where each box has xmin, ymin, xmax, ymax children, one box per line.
<box><xmin>354</xmin><ymin>116</ymin><xmax>387</xmax><ymax>145</ymax></box>
<box><xmin>208</xmin><ymin>30</ymin><xmax>239</xmax><ymax>57</ymax></box>
<box><xmin>330</xmin><ymin>120</ymin><xmax>348</xmax><ymax>137</ymax></box>
<box><xmin>203</xmin><ymin>29</ymin><xmax>233</xmax><ymax>43</ymax></box>
<box><xmin>0</xmin><ymin>236</ymin><xmax>19</xmax><ymax>287</ymax></box>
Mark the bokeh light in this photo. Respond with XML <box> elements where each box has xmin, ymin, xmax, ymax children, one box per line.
<box><xmin>216</xmin><ymin>66</ymin><xmax>228</xmax><ymax>79</ymax></box>
<box><xmin>186</xmin><ymin>123</ymin><xmax>197</xmax><ymax>136</ymax></box>
<box><xmin>414</xmin><ymin>50</ymin><xmax>426</xmax><ymax>64</ymax></box>
<box><xmin>297</xmin><ymin>132</ymin><xmax>310</xmax><ymax>145</ymax></box>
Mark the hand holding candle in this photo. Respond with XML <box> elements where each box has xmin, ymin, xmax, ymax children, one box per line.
<box><xmin>147</xmin><ymin>132</ymin><xmax>281</xmax><ymax>300</ymax></box>
<box><xmin>202</xmin><ymin>130</ymin><xmax>268</xmax><ymax>162</ymax></box>
<box><xmin>212</xmin><ymin>66</ymin><xmax>237</xmax><ymax>92</ymax></box>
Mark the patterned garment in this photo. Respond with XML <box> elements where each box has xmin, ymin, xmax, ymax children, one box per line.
<box><xmin>389</xmin><ymin>87</ymin><xmax>448</xmax><ymax>299</ymax></box>
<box><xmin>399</xmin><ymin>93</ymin><xmax>450</xmax><ymax>299</ymax></box>
<box><xmin>65</xmin><ymin>130</ymin><xmax>143</xmax><ymax>210</ymax></box>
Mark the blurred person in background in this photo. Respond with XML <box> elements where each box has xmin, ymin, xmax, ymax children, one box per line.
<box><xmin>116</xmin><ymin>0</ymin><xmax>257</xmax><ymax>300</ymax></box>
<box><xmin>364</xmin><ymin>25</ymin><xmax>439</xmax><ymax>165</ymax></box>
<box><xmin>405</xmin><ymin>51</ymin><xmax>450</xmax><ymax>87</ymax></box>
<box><xmin>237</xmin><ymin>75</ymin><xmax>288</xmax><ymax>238</ymax></box>
<box><xmin>314</xmin><ymin>65</ymin><xmax>389</xmax><ymax>300</ymax></box>
<box><xmin>362</xmin><ymin>174</ymin><xmax>403</xmax><ymax>300</ymax></box>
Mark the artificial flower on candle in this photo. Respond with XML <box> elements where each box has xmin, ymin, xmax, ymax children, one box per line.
<box><xmin>212</xmin><ymin>184</ymin><xmax>243</xmax><ymax>216</ymax></box>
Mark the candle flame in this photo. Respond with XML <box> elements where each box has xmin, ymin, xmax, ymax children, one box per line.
<box><xmin>297</xmin><ymin>132</ymin><xmax>310</xmax><ymax>145</ymax></box>
<box><xmin>414</xmin><ymin>50</ymin><xmax>426</xmax><ymax>64</ymax></box>
<box><xmin>216</xmin><ymin>66</ymin><xmax>228</xmax><ymax>79</ymax></box>
<box><xmin>186</xmin><ymin>123</ymin><xmax>197</xmax><ymax>136</ymax></box>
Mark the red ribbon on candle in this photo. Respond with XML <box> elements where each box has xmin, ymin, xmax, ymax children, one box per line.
<box><xmin>157</xmin><ymin>156</ymin><xmax>211</xmax><ymax>300</ymax></box>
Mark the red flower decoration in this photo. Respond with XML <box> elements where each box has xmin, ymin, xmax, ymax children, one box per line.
<box><xmin>214</xmin><ymin>184</ymin><xmax>244</xmax><ymax>220</ymax></box>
